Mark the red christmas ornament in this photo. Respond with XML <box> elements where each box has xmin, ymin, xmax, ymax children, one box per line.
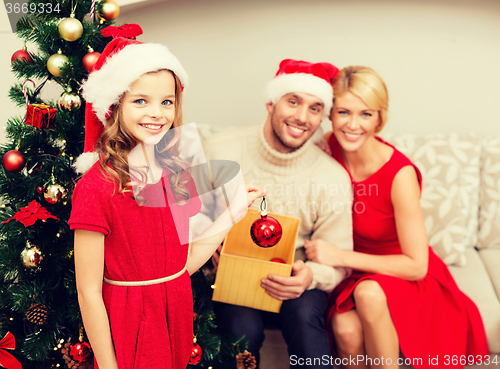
<box><xmin>250</xmin><ymin>197</ymin><xmax>282</xmax><ymax>248</ymax></box>
<box><xmin>270</xmin><ymin>258</ymin><xmax>285</xmax><ymax>263</ymax></box>
<box><xmin>36</xmin><ymin>187</ymin><xmax>44</xmax><ymax>194</ymax></box>
<box><xmin>11</xmin><ymin>46</ymin><xmax>32</xmax><ymax>65</ymax></box>
<box><xmin>69</xmin><ymin>341</ymin><xmax>92</xmax><ymax>363</ymax></box>
<box><xmin>2</xmin><ymin>150</ymin><xmax>26</xmax><ymax>172</ymax></box>
<box><xmin>25</xmin><ymin>103</ymin><xmax>57</xmax><ymax>129</ymax></box>
<box><xmin>82</xmin><ymin>47</ymin><xmax>101</xmax><ymax>72</ymax></box>
<box><xmin>23</xmin><ymin>80</ymin><xmax>57</xmax><ymax>129</ymax></box>
<box><xmin>188</xmin><ymin>340</ymin><xmax>202</xmax><ymax>365</ymax></box>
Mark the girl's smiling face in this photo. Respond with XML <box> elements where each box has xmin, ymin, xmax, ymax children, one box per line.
<box><xmin>120</xmin><ymin>70</ymin><xmax>176</xmax><ymax>143</ymax></box>
<box><xmin>331</xmin><ymin>91</ymin><xmax>380</xmax><ymax>153</ymax></box>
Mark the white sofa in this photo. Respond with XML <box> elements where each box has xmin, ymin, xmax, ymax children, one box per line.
<box><xmin>196</xmin><ymin>127</ymin><xmax>500</xmax><ymax>368</ymax></box>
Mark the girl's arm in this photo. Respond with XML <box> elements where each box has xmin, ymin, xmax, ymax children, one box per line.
<box><xmin>74</xmin><ymin>230</ymin><xmax>118</xmax><ymax>369</ymax></box>
<box><xmin>305</xmin><ymin>166</ymin><xmax>428</xmax><ymax>281</ymax></box>
<box><xmin>187</xmin><ymin>185</ymin><xmax>265</xmax><ymax>275</ymax></box>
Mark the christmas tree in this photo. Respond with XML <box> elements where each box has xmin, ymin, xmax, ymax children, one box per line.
<box><xmin>1</xmin><ymin>1</ymin><xmax>248</xmax><ymax>368</ymax></box>
<box><xmin>189</xmin><ymin>267</ymin><xmax>250</xmax><ymax>369</ymax></box>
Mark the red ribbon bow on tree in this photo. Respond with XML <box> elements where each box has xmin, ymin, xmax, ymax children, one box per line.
<box><xmin>101</xmin><ymin>23</ymin><xmax>143</xmax><ymax>39</ymax></box>
<box><xmin>0</xmin><ymin>332</ymin><xmax>21</xmax><ymax>369</ymax></box>
<box><xmin>2</xmin><ymin>200</ymin><xmax>58</xmax><ymax>227</ymax></box>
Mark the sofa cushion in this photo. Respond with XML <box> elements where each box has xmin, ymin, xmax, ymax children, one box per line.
<box><xmin>448</xmin><ymin>248</ymin><xmax>500</xmax><ymax>354</ymax></box>
<box><xmin>479</xmin><ymin>249</ymin><xmax>500</xmax><ymax>305</ymax></box>
<box><xmin>478</xmin><ymin>138</ymin><xmax>500</xmax><ymax>250</ymax></box>
<box><xmin>381</xmin><ymin>133</ymin><xmax>480</xmax><ymax>266</ymax></box>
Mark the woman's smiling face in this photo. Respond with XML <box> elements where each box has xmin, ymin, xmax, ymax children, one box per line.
<box><xmin>331</xmin><ymin>91</ymin><xmax>380</xmax><ymax>153</ymax></box>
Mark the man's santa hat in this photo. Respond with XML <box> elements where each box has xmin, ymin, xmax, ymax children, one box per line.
<box><xmin>266</xmin><ymin>59</ymin><xmax>339</xmax><ymax>118</ymax></box>
<box><xmin>74</xmin><ymin>30</ymin><xmax>188</xmax><ymax>174</ymax></box>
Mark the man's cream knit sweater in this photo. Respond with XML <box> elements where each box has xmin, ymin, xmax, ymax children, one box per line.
<box><xmin>201</xmin><ymin>124</ymin><xmax>353</xmax><ymax>292</ymax></box>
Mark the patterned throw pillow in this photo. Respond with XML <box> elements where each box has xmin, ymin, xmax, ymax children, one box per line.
<box><xmin>478</xmin><ymin>138</ymin><xmax>500</xmax><ymax>249</ymax></box>
<box><xmin>381</xmin><ymin>133</ymin><xmax>480</xmax><ymax>266</ymax></box>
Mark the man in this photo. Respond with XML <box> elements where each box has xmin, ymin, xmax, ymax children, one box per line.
<box><xmin>201</xmin><ymin>59</ymin><xmax>353</xmax><ymax>368</ymax></box>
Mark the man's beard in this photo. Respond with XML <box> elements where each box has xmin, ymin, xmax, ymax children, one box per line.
<box><xmin>270</xmin><ymin>113</ymin><xmax>307</xmax><ymax>152</ymax></box>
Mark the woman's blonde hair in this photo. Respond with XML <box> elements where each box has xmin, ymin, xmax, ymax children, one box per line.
<box><xmin>332</xmin><ymin>66</ymin><xmax>389</xmax><ymax>133</ymax></box>
<box><xmin>96</xmin><ymin>70</ymin><xmax>190</xmax><ymax>202</ymax></box>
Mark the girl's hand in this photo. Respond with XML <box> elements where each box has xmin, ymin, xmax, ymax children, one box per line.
<box><xmin>304</xmin><ymin>239</ymin><xmax>344</xmax><ymax>267</ymax></box>
<box><xmin>246</xmin><ymin>185</ymin><xmax>266</xmax><ymax>207</ymax></box>
<box><xmin>228</xmin><ymin>184</ymin><xmax>266</xmax><ymax>225</ymax></box>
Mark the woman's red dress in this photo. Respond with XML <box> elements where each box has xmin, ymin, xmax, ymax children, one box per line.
<box><xmin>327</xmin><ymin>134</ymin><xmax>489</xmax><ymax>368</ymax></box>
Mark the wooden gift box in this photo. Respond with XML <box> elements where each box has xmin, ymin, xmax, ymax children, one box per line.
<box><xmin>212</xmin><ymin>208</ymin><xmax>300</xmax><ymax>313</ymax></box>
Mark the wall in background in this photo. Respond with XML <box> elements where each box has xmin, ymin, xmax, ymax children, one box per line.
<box><xmin>2</xmin><ymin>0</ymin><xmax>500</xmax><ymax>143</ymax></box>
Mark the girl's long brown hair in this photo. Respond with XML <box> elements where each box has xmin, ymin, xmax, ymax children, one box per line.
<box><xmin>96</xmin><ymin>70</ymin><xmax>190</xmax><ymax>203</ymax></box>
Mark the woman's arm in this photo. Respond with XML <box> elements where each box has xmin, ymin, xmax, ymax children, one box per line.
<box><xmin>305</xmin><ymin>166</ymin><xmax>428</xmax><ymax>281</ymax></box>
<box><xmin>74</xmin><ymin>230</ymin><xmax>118</xmax><ymax>369</ymax></box>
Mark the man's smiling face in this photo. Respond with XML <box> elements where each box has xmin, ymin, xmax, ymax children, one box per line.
<box><xmin>266</xmin><ymin>92</ymin><xmax>324</xmax><ymax>153</ymax></box>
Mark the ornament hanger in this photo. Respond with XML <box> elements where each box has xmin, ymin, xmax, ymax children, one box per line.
<box><xmin>260</xmin><ymin>197</ymin><xmax>267</xmax><ymax>216</ymax></box>
<box><xmin>251</xmin><ymin>197</ymin><xmax>283</xmax><ymax>248</ymax></box>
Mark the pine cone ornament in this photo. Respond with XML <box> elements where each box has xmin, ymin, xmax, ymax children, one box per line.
<box><xmin>236</xmin><ymin>350</ymin><xmax>256</xmax><ymax>369</ymax></box>
<box><xmin>25</xmin><ymin>303</ymin><xmax>48</xmax><ymax>325</ymax></box>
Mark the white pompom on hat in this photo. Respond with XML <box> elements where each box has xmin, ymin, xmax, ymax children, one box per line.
<box><xmin>74</xmin><ymin>35</ymin><xmax>188</xmax><ymax>174</ymax></box>
<box><xmin>266</xmin><ymin>59</ymin><xmax>339</xmax><ymax>119</ymax></box>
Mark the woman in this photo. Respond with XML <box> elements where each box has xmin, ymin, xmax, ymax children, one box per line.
<box><xmin>304</xmin><ymin>66</ymin><xmax>489</xmax><ymax>368</ymax></box>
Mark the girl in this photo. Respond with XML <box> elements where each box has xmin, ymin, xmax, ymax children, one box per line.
<box><xmin>69</xmin><ymin>36</ymin><xmax>263</xmax><ymax>369</ymax></box>
<box><xmin>304</xmin><ymin>66</ymin><xmax>489</xmax><ymax>368</ymax></box>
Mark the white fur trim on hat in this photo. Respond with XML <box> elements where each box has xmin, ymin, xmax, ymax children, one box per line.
<box><xmin>72</xmin><ymin>152</ymin><xmax>99</xmax><ymax>174</ymax></box>
<box><xmin>81</xmin><ymin>43</ymin><xmax>188</xmax><ymax>126</ymax></box>
<box><xmin>266</xmin><ymin>73</ymin><xmax>333</xmax><ymax>117</ymax></box>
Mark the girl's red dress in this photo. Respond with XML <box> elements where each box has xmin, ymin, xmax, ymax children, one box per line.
<box><xmin>327</xmin><ymin>134</ymin><xmax>489</xmax><ymax>368</ymax></box>
<box><xmin>69</xmin><ymin>163</ymin><xmax>201</xmax><ymax>369</ymax></box>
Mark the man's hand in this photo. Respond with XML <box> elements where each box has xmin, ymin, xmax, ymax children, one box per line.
<box><xmin>260</xmin><ymin>260</ymin><xmax>313</xmax><ymax>300</ymax></box>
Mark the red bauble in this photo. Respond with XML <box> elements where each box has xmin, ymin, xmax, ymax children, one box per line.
<box><xmin>3</xmin><ymin>150</ymin><xmax>26</xmax><ymax>172</ymax></box>
<box><xmin>69</xmin><ymin>342</ymin><xmax>92</xmax><ymax>363</ymax></box>
<box><xmin>36</xmin><ymin>187</ymin><xmax>44</xmax><ymax>194</ymax></box>
<box><xmin>270</xmin><ymin>258</ymin><xmax>285</xmax><ymax>263</ymax></box>
<box><xmin>250</xmin><ymin>213</ymin><xmax>282</xmax><ymax>248</ymax></box>
<box><xmin>82</xmin><ymin>50</ymin><xmax>101</xmax><ymax>72</ymax></box>
<box><xmin>11</xmin><ymin>48</ymin><xmax>32</xmax><ymax>65</ymax></box>
<box><xmin>188</xmin><ymin>342</ymin><xmax>202</xmax><ymax>365</ymax></box>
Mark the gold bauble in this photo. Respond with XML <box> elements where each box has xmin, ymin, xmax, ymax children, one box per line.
<box><xmin>21</xmin><ymin>242</ymin><xmax>43</xmax><ymax>268</ymax></box>
<box><xmin>100</xmin><ymin>0</ymin><xmax>120</xmax><ymax>21</ymax></box>
<box><xmin>44</xmin><ymin>183</ymin><xmax>67</xmax><ymax>204</ymax></box>
<box><xmin>58</xmin><ymin>88</ymin><xmax>82</xmax><ymax>111</ymax></box>
<box><xmin>58</xmin><ymin>13</ymin><xmax>83</xmax><ymax>42</ymax></box>
<box><xmin>47</xmin><ymin>49</ymin><xmax>68</xmax><ymax>77</ymax></box>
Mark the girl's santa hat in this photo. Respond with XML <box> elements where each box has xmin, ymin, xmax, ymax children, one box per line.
<box><xmin>74</xmin><ymin>30</ymin><xmax>188</xmax><ymax>174</ymax></box>
<box><xmin>266</xmin><ymin>59</ymin><xmax>339</xmax><ymax>119</ymax></box>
